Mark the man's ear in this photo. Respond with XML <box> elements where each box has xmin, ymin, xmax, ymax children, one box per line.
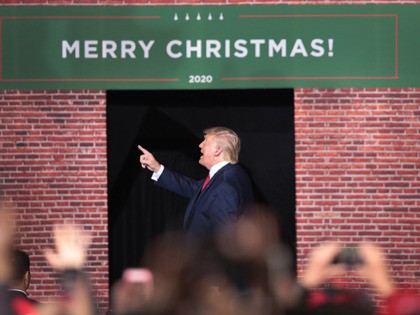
<box><xmin>214</xmin><ymin>145</ymin><xmax>223</xmax><ymax>157</ymax></box>
<box><xmin>24</xmin><ymin>270</ymin><xmax>31</xmax><ymax>290</ymax></box>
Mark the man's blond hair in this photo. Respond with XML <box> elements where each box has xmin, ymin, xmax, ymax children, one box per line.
<box><xmin>203</xmin><ymin>127</ymin><xmax>241</xmax><ymax>164</ymax></box>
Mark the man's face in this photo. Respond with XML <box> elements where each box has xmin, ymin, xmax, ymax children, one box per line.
<box><xmin>198</xmin><ymin>134</ymin><xmax>219</xmax><ymax>169</ymax></box>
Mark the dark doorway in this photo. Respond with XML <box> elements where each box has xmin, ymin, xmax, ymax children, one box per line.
<box><xmin>107</xmin><ymin>89</ymin><xmax>295</xmax><ymax>285</ymax></box>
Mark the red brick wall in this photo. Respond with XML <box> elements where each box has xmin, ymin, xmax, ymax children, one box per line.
<box><xmin>0</xmin><ymin>90</ymin><xmax>109</xmax><ymax>311</ymax></box>
<box><xmin>1</xmin><ymin>1</ymin><xmax>419</xmax><ymax>314</ymax></box>
<box><xmin>295</xmin><ymin>88</ymin><xmax>420</xmax><ymax>297</ymax></box>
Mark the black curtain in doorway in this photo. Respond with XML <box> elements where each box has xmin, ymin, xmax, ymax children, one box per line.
<box><xmin>107</xmin><ymin>89</ymin><xmax>295</xmax><ymax>286</ymax></box>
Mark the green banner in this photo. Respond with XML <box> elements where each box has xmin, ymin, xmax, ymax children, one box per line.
<box><xmin>0</xmin><ymin>5</ymin><xmax>419</xmax><ymax>89</ymax></box>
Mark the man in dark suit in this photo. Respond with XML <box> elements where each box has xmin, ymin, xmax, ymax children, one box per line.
<box><xmin>138</xmin><ymin>126</ymin><xmax>255</xmax><ymax>245</ymax></box>
<box><xmin>7</xmin><ymin>248</ymin><xmax>39</xmax><ymax>305</ymax></box>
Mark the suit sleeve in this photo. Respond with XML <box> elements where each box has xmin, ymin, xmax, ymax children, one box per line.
<box><xmin>155</xmin><ymin>167</ymin><xmax>202</xmax><ymax>199</ymax></box>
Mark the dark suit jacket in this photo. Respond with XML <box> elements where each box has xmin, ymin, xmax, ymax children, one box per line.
<box><xmin>7</xmin><ymin>289</ymin><xmax>39</xmax><ymax>305</ymax></box>
<box><xmin>156</xmin><ymin>163</ymin><xmax>254</xmax><ymax>244</ymax></box>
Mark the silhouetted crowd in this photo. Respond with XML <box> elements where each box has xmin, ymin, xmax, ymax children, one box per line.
<box><xmin>0</xmin><ymin>199</ymin><xmax>419</xmax><ymax>315</ymax></box>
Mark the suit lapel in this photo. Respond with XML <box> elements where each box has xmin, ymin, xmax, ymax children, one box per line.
<box><xmin>183</xmin><ymin>164</ymin><xmax>234</xmax><ymax>229</ymax></box>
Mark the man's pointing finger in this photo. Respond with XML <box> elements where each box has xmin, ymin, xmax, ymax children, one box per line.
<box><xmin>138</xmin><ymin>145</ymin><xmax>150</xmax><ymax>155</ymax></box>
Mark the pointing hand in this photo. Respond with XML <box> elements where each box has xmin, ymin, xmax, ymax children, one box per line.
<box><xmin>138</xmin><ymin>145</ymin><xmax>161</xmax><ymax>172</ymax></box>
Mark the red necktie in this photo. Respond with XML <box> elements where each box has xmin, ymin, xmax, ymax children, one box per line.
<box><xmin>202</xmin><ymin>174</ymin><xmax>210</xmax><ymax>191</ymax></box>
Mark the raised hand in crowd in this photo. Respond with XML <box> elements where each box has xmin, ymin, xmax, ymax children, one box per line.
<box><xmin>110</xmin><ymin>268</ymin><xmax>154</xmax><ymax>315</ymax></box>
<box><xmin>300</xmin><ymin>242</ymin><xmax>395</xmax><ymax>297</ymax></box>
<box><xmin>44</xmin><ymin>223</ymin><xmax>92</xmax><ymax>271</ymax></box>
<box><xmin>299</xmin><ymin>243</ymin><xmax>348</xmax><ymax>290</ymax></box>
<box><xmin>40</xmin><ymin>223</ymin><xmax>97</xmax><ymax>315</ymax></box>
<box><xmin>356</xmin><ymin>244</ymin><xmax>395</xmax><ymax>298</ymax></box>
